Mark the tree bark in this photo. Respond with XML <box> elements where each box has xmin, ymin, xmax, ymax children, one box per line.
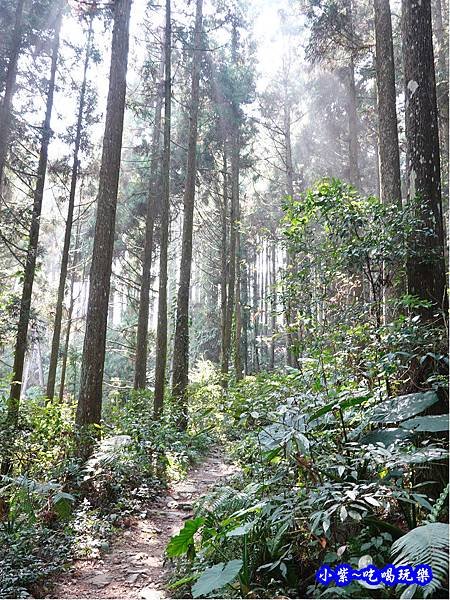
<box><xmin>232</xmin><ymin>131</ymin><xmax>242</xmax><ymax>381</ymax></box>
<box><xmin>21</xmin><ymin>349</ymin><xmax>30</xmax><ymax>399</ymax></box>
<box><xmin>345</xmin><ymin>0</ymin><xmax>361</xmax><ymax>188</ymax></box>
<box><xmin>37</xmin><ymin>336</ymin><xmax>44</xmax><ymax>387</ymax></box>
<box><xmin>241</xmin><ymin>242</ymin><xmax>249</xmax><ymax>375</ymax></box>
<box><xmin>283</xmin><ymin>99</ymin><xmax>299</xmax><ymax>368</ymax></box>
<box><xmin>270</xmin><ymin>241</ymin><xmax>277</xmax><ymax>370</ymax></box>
<box><xmin>374</xmin><ymin>0</ymin><xmax>401</xmax><ymax>207</ymax></box>
<box><xmin>76</xmin><ymin>0</ymin><xmax>132</xmax><ymax>429</ymax></box>
<box><xmin>347</xmin><ymin>56</ymin><xmax>360</xmax><ymax>188</ymax></box>
<box><xmin>0</xmin><ymin>0</ymin><xmax>25</xmax><ymax>194</ymax></box>
<box><xmin>263</xmin><ymin>244</ymin><xmax>269</xmax><ymax>363</ymax></box>
<box><xmin>220</xmin><ymin>148</ymin><xmax>229</xmax><ymax>381</ymax></box>
<box><xmin>432</xmin><ymin>0</ymin><xmax>449</xmax><ymax>159</ymax></box>
<box><xmin>171</xmin><ymin>0</ymin><xmax>203</xmax><ymax>426</ymax></box>
<box><xmin>134</xmin><ymin>47</ymin><xmax>164</xmax><ymax>390</ymax></box>
<box><xmin>153</xmin><ymin>0</ymin><xmax>172</xmax><ymax>417</ymax></box>
<box><xmin>374</xmin><ymin>0</ymin><xmax>403</xmax><ymax>320</ymax></box>
<box><xmin>47</xmin><ymin>17</ymin><xmax>93</xmax><ymax>400</ymax></box>
<box><xmin>3</xmin><ymin>5</ymin><xmax>62</xmax><ymax>474</ymax></box>
<box><xmin>402</xmin><ymin>0</ymin><xmax>447</xmax><ymax>319</ymax></box>
<box><xmin>252</xmin><ymin>243</ymin><xmax>260</xmax><ymax>373</ymax></box>
<box><xmin>59</xmin><ymin>214</ymin><xmax>81</xmax><ymax>402</ymax></box>
<box><xmin>225</xmin><ymin>158</ymin><xmax>236</xmax><ymax>380</ymax></box>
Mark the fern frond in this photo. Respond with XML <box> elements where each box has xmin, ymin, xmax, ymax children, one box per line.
<box><xmin>423</xmin><ymin>484</ymin><xmax>449</xmax><ymax>524</ymax></box>
<box><xmin>195</xmin><ymin>486</ymin><xmax>250</xmax><ymax>521</ymax></box>
<box><xmin>391</xmin><ymin>523</ymin><xmax>449</xmax><ymax>597</ymax></box>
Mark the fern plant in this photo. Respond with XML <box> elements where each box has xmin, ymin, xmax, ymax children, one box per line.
<box><xmin>391</xmin><ymin>522</ymin><xmax>449</xmax><ymax>597</ymax></box>
<box><xmin>423</xmin><ymin>484</ymin><xmax>449</xmax><ymax>524</ymax></box>
<box><xmin>195</xmin><ymin>485</ymin><xmax>253</xmax><ymax>522</ymax></box>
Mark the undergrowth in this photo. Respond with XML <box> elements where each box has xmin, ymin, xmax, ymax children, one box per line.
<box><xmin>0</xmin><ymin>388</ymin><xmax>211</xmax><ymax>598</ymax></box>
<box><xmin>166</xmin><ymin>340</ymin><xmax>449</xmax><ymax>598</ymax></box>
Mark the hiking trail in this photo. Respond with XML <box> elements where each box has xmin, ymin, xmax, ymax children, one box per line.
<box><xmin>49</xmin><ymin>450</ymin><xmax>236</xmax><ymax>599</ymax></box>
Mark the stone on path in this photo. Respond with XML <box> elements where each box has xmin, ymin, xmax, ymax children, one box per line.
<box><xmin>139</xmin><ymin>587</ymin><xmax>164</xmax><ymax>599</ymax></box>
<box><xmin>88</xmin><ymin>573</ymin><xmax>112</xmax><ymax>588</ymax></box>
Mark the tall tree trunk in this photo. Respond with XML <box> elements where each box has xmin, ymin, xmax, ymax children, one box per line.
<box><xmin>220</xmin><ymin>149</ymin><xmax>229</xmax><ymax>382</ymax></box>
<box><xmin>171</xmin><ymin>0</ymin><xmax>203</xmax><ymax>426</ymax></box>
<box><xmin>134</xmin><ymin>48</ymin><xmax>164</xmax><ymax>390</ymax></box>
<box><xmin>347</xmin><ymin>56</ymin><xmax>360</xmax><ymax>188</ymax></box>
<box><xmin>21</xmin><ymin>350</ymin><xmax>30</xmax><ymax>399</ymax></box>
<box><xmin>0</xmin><ymin>0</ymin><xmax>25</xmax><ymax>194</ymax></box>
<box><xmin>345</xmin><ymin>0</ymin><xmax>361</xmax><ymax>188</ymax></box>
<box><xmin>283</xmin><ymin>100</ymin><xmax>299</xmax><ymax>368</ymax></box>
<box><xmin>257</xmin><ymin>243</ymin><xmax>264</xmax><ymax>367</ymax></box>
<box><xmin>252</xmin><ymin>243</ymin><xmax>260</xmax><ymax>373</ymax></box>
<box><xmin>264</xmin><ymin>240</ymin><xmax>270</xmax><ymax>364</ymax></box>
<box><xmin>234</xmin><ymin>258</ymin><xmax>242</xmax><ymax>378</ymax></box>
<box><xmin>47</xmin><ymin>17</ymin><xmax>93</xmax><ymax>399</ymax></box>
<box><xmin>374</xmin><ymin>0</ymin><xmax>403</xmax><ymax>321</ymax></box>
<box><xmin>76</xmin><ymin>0</ymin><xmax>132</xmax><ymax>430</ymax></box>
<box><xmin>3</xmin><ymin>5</ymin><xmax>62</xmax><ymax>474</ymax></box>
<box><xmin>432</xmin><ymin>0</ymin><xmax>449</xmax><ymax>159</ymax></box>
<box><xmin>232</xmin><ymin>132</ymin><xmax>242</xmax><ymax>381</ymax></box>
<box><xmin>225</xmin><ymin>18</ymin><xmax>242</xmax><ymax>381</ymax></box>
<box><xmin>153</xmin><ymin>0</ymin><xmax>172</xmax><ymax>417</ymax></box>
<box><xmin>59</xmin><ymin>214</ymin><xmax>82</xmax><ymax>402</ymax></box>
<box><xmin>269</xmin><ymin>241</ymin><xmax>277</xmax><ymax>370</ymax></box>
<box><xmin>37</xmin><ymin>336</ymin><xmax>44</xmax><ymax>387</ymax></box>
<box><xmin>204</xmin><ymin>51</ymin><xmax>230</xmax><ymax>383</ymax></box>
<box><xmin>225</xmin><ymin>161</ymin><xmax>236</xmax><ymax>379</ymax></box>
<box><xmin>402</xmin><ymin>0</ymin><xmax>447</xmax><ymax>319</ymax></box>
<box><xmin>246</xmin><ymin>255</ymin><xmax>252</xmax><ymax>370</ymax></box>
<box><xmin>241</xmin><ymin>242</ymin><xmax>249</xmax><ymax>375</ymax></box>
<box><xmin>374</xmin><ymin>0</ymin><xmax>401</xmax><ymax>207</ymax></box>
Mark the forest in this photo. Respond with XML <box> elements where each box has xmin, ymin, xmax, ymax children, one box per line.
<box><xmin>0</xmin><ymin>0</ymin><xmax>449</xmax><ymax>598</ymax></box>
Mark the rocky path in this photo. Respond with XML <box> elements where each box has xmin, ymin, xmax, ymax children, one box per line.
<box><xmin>49</xmin><ymin>450</ymin><xmax>236</xmax><ymax>599</ymax></box>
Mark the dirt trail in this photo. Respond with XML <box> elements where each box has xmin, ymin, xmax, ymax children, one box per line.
<box><xmin>49</xmin><ymin>450</ymin><xmax>236</xmax><ymax>600</ymax></box>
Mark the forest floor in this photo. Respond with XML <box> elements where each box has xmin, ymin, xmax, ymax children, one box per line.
<box><xmin>49</xmin><ymin>449</ymin><xmax>236</xmax><ymax>600</ymax></box>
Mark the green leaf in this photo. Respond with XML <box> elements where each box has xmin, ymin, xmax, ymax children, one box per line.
<box><xmin>370</xmin><ymin>391</ymin><xmax>439</xmax><ymax>423</ymax></box>
<box><xmin>294</xmin><ymin>432</ymin><xmax>310</xmax><ymax>453</ymax></box>
<box><xmin>399</xmin><ymin>447</ymin><xmax>448</xmax><ymax>464</ymax></box>
<box><xmin>192</xmin><ymin>560</ymin><xmax>243</xmax><ymax>598</ymax></box>
<box><xmin>264</xmin><ymin>447</ymin><xmax>282</xmax><ymax>462</ymax></box>
<box><xmin>52</xmin><ymin>491</ymin><xmax>75</xmax><ymax>520</ymax></box>
<box><xmin>412</xmin><ymin>494</ymin><xmax>433</xmax><ymax>511</ymax></box>
<box><xmin>309</xmin><ymin>395</ymin><xmax>368</xmax><ymax>422</ymax></box>
<box><xmin>167</xmin><ymin>574</ymin><xmax>199</xmax><ymax>590</ymax></box>
<box><xmin>340</xmin><ymin>395</ymin><xmax>370</xmax><ymax>410</ymax></box>
<box><xmin>363</xmin><ymin>496</ymin><xmax>381</xmax><ymax>507</ymax></box>
<box><xmin>400</xmin><ymin>414</ymin><xmax>449</xmax><ymax>432</ymax></box>
<box><xmin>226</xmin><ymin>521</ymin><xmax>255</xmax><ymax>537</ymax></box>
<box><xmin>309</xmin><ymin>401</ymin><xmax>337</xmax><ymax>421</ymax></box>
<box><xmin>166</xmin><ymin>517</ymin><xmax>205</xmax><ymax>557</ymax></box>
<box><xmin>348</xmin><ymin>509</ymin><xmax>362</xmax><ymax>521</ymax></box>
<box><xmin>229</xmin><ymin>501</ymin><xmax>265</xmax><ymax>519</ymax></box>
<box><xmin>360</xmin><ymin>427</ymin><xmax>411</xmax><ymax>446</ymax></box>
